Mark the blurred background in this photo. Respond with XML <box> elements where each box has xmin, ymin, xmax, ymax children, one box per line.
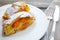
<box><xmin>0</xmin><ymin>0</ymin><xmax>53</xmax><ymax>7</ymax></box>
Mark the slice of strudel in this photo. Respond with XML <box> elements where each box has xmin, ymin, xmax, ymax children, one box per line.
<box><xmin>2</xmin><ymin>2</ymin><xmax>30</xmax><ymax>20</ymax></box>
<box><xmin>3</xmin><ymin>12</ymin><xmax>35</xmax><ymax>36</ymax></box>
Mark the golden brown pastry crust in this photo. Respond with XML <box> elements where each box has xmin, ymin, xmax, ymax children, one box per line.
<box><xmin>2</xmin><ymin>10</ymin><xmax>10</xmax><ymax>20</ymax></box>
<box><xmin>3</xmin><ymin>16</ymin><xmax>35</xmax><ymax>36</ymax></box>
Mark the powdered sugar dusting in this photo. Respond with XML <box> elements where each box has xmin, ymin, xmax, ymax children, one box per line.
<box><xmin>3</xmin><ymin>12</ymin><xmax>33</xmax><ymax>24</ymax></box>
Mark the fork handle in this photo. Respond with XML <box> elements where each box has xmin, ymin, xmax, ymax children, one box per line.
<box><xmin>50</xmin><ymin>21</ymin><xmax>56</xmax><ymax>40</ymax></box>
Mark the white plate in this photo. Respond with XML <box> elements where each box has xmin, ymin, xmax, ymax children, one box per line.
<box><xmin>0</xmin><ymin>4</ymin><xmax>49</xmax><ymax>40</ymax></box>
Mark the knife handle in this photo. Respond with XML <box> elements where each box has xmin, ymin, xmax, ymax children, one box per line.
<box><xmin>50</xmin><ymin>21</ymin><xmax>56</xmax><ymax>40</ymax></box>
<box><xmin>52</xmin><ymin>21</ymin><xmax>56</xmax><ymax>32</ymax></box>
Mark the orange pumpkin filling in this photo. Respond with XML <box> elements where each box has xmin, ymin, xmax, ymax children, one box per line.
<box><xmin>12</xmin><ymin>17</ymin><xmax>30</xmax><ymax>29</ymax></box>
<box><xmin>12</xmin><ymin>19</ymin><xmax>21</xmax><ymax>28</ymax></box>
<box><xmin>21</xmin><ymin>22</ymin><xmax>29</xmax><ymax>30</ymax></box>
<box><xmin>19</xmin><ymin>5</ymin><xmax>30</xmax><ymax>12</ymax></box>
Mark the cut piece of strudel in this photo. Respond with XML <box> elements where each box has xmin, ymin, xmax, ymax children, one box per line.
<box><xmin>2</xmin><ymin>2</ymin><xmax>30</xmax><ymax>20</ymax></box>
<box><xmin>3</xmin><ymin>12</ymin><xmax>35</xmax><ymax>36</ymax></box>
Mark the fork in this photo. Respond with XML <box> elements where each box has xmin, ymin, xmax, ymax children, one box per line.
<box><xmin>44</xmin><ymin>3</ymin><xmax>55</xmax><ymax>40</ymax></box>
